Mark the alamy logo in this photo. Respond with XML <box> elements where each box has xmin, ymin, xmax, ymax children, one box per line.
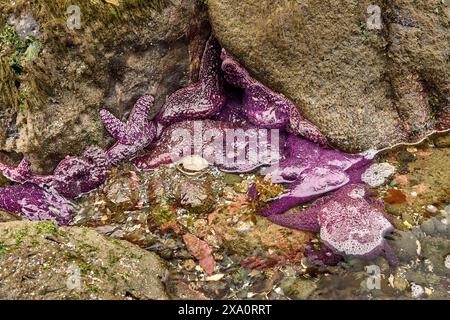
<box><xmin>366</xmin><ymin>265</ymin><xmax>381</xmax><ymax>290</ymax></box>
<box><xmin>367</xmin><ymin>5</ymin><xmax>382</xmax><ymax>30</ymax></box>
<box><xmin>66</xmin><ymin>5</ymin><xmax>81</xmax><ymax>30</ymax></box>
<box><xmin>66</xmin><ymin>264</ymin><xmax>81</xmax><ymax>291</ymax></box>
<box><xmin>169</xmin><ymin>123</ymin><xmax>281</xmax><ymax>169</ymax></box>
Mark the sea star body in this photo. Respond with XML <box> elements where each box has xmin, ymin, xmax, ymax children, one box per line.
<box><xmin>0</xmin><ymin>35</ymin><xmax>399</xmax><ymax>267</ymax></box>
<box><xmin>268</xmin><ymin>184</ymin><xmax>399</xmax><ymax>266</ymax></box>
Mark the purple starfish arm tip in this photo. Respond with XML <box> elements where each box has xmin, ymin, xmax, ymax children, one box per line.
<box><xmin>104</xmin><ymin>95</ymin><xmax>157</xmax><ymax>164</ymax></box>
<box><xmin>260</xmin><ymin>166</ymin><xmax>350</xmax><ymax>216</ymax></box>
<box><xmin>266</xmin><ymin>184</ymin><xmax>398</xmax><ymax>266</ymax></box>
<box><xmin>304</xmin><ymin>243</ymin><xmax>343</xmax><ymax>266</ymax></box>
<box><xmin>317</xmin><ymin>184</ymin><xmax>397</xmax><ymax>265</ymax></box>
<box><xmin>156</xmin><ymin>37</ymin><xmax>226</xmax><ymax>127</ymax></box>
<box><xmin>0</xmin><ymin>183</ymin><xmax>73</xmax><ymax>225</ymax></box>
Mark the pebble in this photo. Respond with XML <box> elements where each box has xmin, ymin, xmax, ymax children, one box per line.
<box><xmin>445</xmin><ymin>255</ymin><xmax>450</xmax><ymax>270</ymax></box>
<box><xmin>183</xmin><ymin>259</ymin><xmax>196</xmax><ymax>271</ymax></box>
<box><xmin>426</xmin><ymin>205</ymin><xmax>438</xmax><ymax>214</ymax></box>
<box><xmin>411</xmin><ymin>283</ymin><xmax>425</xmax><ymax>298</ymax></box>
<box><xmin>206</xmin><ymin>274</ymin><xmax>225</xmax><ymax>281</ymax></box>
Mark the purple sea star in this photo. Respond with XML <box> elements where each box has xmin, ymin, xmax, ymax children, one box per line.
<box><xmin>155</xmin><ymin>37</ymin><xmax>226</xmax><ymax>127</ymax></box>
<box><xmin>101</xmin><ymin>95</ymin><xmax>157</xmax><ymax>165</ymax></box>
<box><xmin>259</xmin><ymin>134</ymin><xmax>371</xmax><ymax>216</ymax></box>
<box><xmin>0</xmin><ymin>95</ymin><xmax>156</xmax><ymax>224</ymax></box>
<box><xmin>0</xmin><ymin>34</ymin><xmax>399</xmax><ymax>267</ymax></box>
<box><xmin>0</xmin><ymin>183</ymin><xmax>73</xmax><ymax>225</ymax></box>
<box><xmin>221</xmin><ymin>49</ymin><xmax>327</xmax><ymax>145</ymax></box>
<box><xmin>267</xmin><ymin>184</ymin><xmax>399</xmax><ymax>266</ymax></box>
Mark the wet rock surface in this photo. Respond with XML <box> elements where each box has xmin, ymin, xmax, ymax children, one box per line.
<box><xmin>0</xmin><ymin>0</ymin><xmax>209</xmax><ymax>172</ymax></box>
<box><xmin>0</xmin><ymin>220</ymin><xmax>168</xmax><ymax>299</ymax></box>
<box><xmin>208</xmin><ymin>0</ymin><xmax>449</xmax><ymax>152</ymax></box>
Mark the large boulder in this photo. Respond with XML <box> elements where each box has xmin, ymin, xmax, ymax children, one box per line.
<box><xmin>0</xmin><ymin>220</ymin><xmax>168</xmax><ymax>299</ymax></box>
<box><xmin>208</xmin><ymin>0</ymin><xmax>449</xmax><ymax>152</ymax></box>
<box><xmin>0</xmin><ymin>0</ymin><xmax>209</xmax><ymax>172</ymax></box>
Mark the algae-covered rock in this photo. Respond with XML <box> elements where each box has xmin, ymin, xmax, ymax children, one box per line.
<box><xmin>0</xmin><ymin>0</ymin><xmax>209</xmax><ymax>172</ymax></box>
<box><xmin>0</xmin><ymin>220</ymin><xmax>168</xmax><ymax>299</ymax></box>
<box><xmin>208</xmin><ymin>0</ymin><xmax>449</xmax><ymax>152</ymax></box>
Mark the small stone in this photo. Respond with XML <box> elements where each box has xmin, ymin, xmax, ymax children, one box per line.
<box><xmin>183</xmin><ymin>259</ymin><xmax>196</xmax><ymax>271</ymax></box>
<box><xmin>223</xmin><ymin>173</ymin><xmax>243</xmax><ymax>185</ymax></box>
<box><xmin>393</xmin><ymin>276</ymin><xmax>409</xmax><ymax>291</ymax></box>
<box><xmin>424</xmin><ymin>287</ymin><xmax>433</xmax><ymax>297</ymax></box>
<box><xmin>445</xmin><ymin>255</ymin><xmax>450</xmax><ymax>269</ymax></box>
<box><xmin>274</xmin><ymin>287</ymin><xmax>284</xmax><ymax>295</ymax></box>
<box><xmin>406</xmin><ymin>146</ymin><xmax>418</xmax><ymax>153</ymax></box>
<box><xmin>177</xmin><ymin>155</ymin><xmax>209</xmax><ymax>175</ymax></box>
<box><xmin>426</xmin><ymin>205</ymin><xmax>438</xmax><ymax>214</ymax></box>
<box><xmin>206</xmin><ymin>273</ymin><xmax>225</xmax><ymax>281</ymax></box>
<box><xmin>175</xmin><ymin>178</ymin><xmax>215</xmax><ymax>215</ymax></box>
<box><xmin>411</xmin><ymin>283</ymin><xmax>425</xmax><ymax>298</ymax></box>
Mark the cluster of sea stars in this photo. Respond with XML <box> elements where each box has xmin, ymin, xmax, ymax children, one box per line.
<box><xmin>0</xmin><ymin>36</ymin><xmax>397</xmax><ymax>266</ymax></box>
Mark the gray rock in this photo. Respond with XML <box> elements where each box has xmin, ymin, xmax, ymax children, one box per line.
<box><xmin>208</xmin><ymin>0</ymin><xmax>449</xmax><ymax>152</ymax></box>
<box><xmin>0</xmin><ymin>221</ymin><xmax>168</xmax><ymax>299</ymax></box>
<box><xmin>421</xmin><ymin>236</ymin><xmax>450</xmax><ymax>276</ymax></box>
<box><xmin>388</xmin><ymin>231</ymin><xmax>420</xmax><ymax>262</ymax></box>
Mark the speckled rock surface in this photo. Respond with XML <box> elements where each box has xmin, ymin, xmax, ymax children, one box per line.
<box><xmin>0</xmin><ymin>0</ymin><xmax>209</xmax><ymax>172</ymax></box>
<box><xmin>0</xmin><ymin>220</ymin><xmax>168</xmax><ymax>299</ymax></box>
<box><xmin>208</xmin><ymin>0</ymin><xmax>449</xmax><ymax>152</ymax></box>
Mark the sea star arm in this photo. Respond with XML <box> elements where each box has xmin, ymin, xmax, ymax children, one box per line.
<box><xmin>104</xmin><ymin>96</ymin><xmax>157</xmax><ymax>164</ymax></box>
<box><xmin>267</xmin><ymin>207</ymin><xmax>320</xmax><ymax>232</ymax></box>
<box><xmin>0</xmin><ymin>183</ymin><xmax>73</xmax><ymax>225</ymax></box>
<box><xmin>156</xmin><ymin>37</ymin><xmax>226</xmax><ymax>127</ymax></box>
<box><xmin>380</xmin><ymin>242</ymin><xmax>400</xmax><ymax>267</ymax></box>
<box><xmin>0</xmin><ymin>158</ymin><xmax>52</xmax><ymax>185</ymax></box>
<box><xmin>127</xmin><ymin>95</ymin><xmax>155</xmax><ymax>126</ymax></box>
<box><xmin>304</xmin><ymin>243</ymin><xmax>343</xmax><ymax>266</ymax></box>
<box><xmin>100</xmin><ymin>109</ymin><xmax>127</xmax><ymax>143</ymax></box>
<box><xmin>260</xmin><ymin>166</ymin><xmax>349</xmax><ymax>216</ymax></box>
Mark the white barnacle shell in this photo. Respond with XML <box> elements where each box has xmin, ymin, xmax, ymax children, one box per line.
<box><xmin>361</xmin><ymin>162</ymin><xmax>396</xmax><ymax>187</ymax></box>
<box><xmin>176</xmin><ymin>155</ymin><xmax>209</xmax><ymax>175</ymax></box>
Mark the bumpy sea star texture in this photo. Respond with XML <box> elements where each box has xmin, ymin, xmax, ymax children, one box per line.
<box><xmin>0</xmin><ymin>183</ymin><xmax>73</xmax><ymax>225</ymax></box>
<box><xmin>268</xmin><ymin>184</ymin><xmax>399</xmax><ymax>266</ymax></box>
<box><xmin>101</xmin><ymin>95</ymin><xmax>157</xmax><ymax>164</ymax></box>
<box><xmin>221</xmin><ymin>49</ymin><xmax>327</xmax><ymax>145</ymax></box>
<box><xmin>0</xmin><ymin>36</ymin><xmax>398</xmax><ymax>266</ymax></box>
<box><xmin>156</xmin><ymin>37</ymin><xmax>226</xmax><ymax>127</ymax></box>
